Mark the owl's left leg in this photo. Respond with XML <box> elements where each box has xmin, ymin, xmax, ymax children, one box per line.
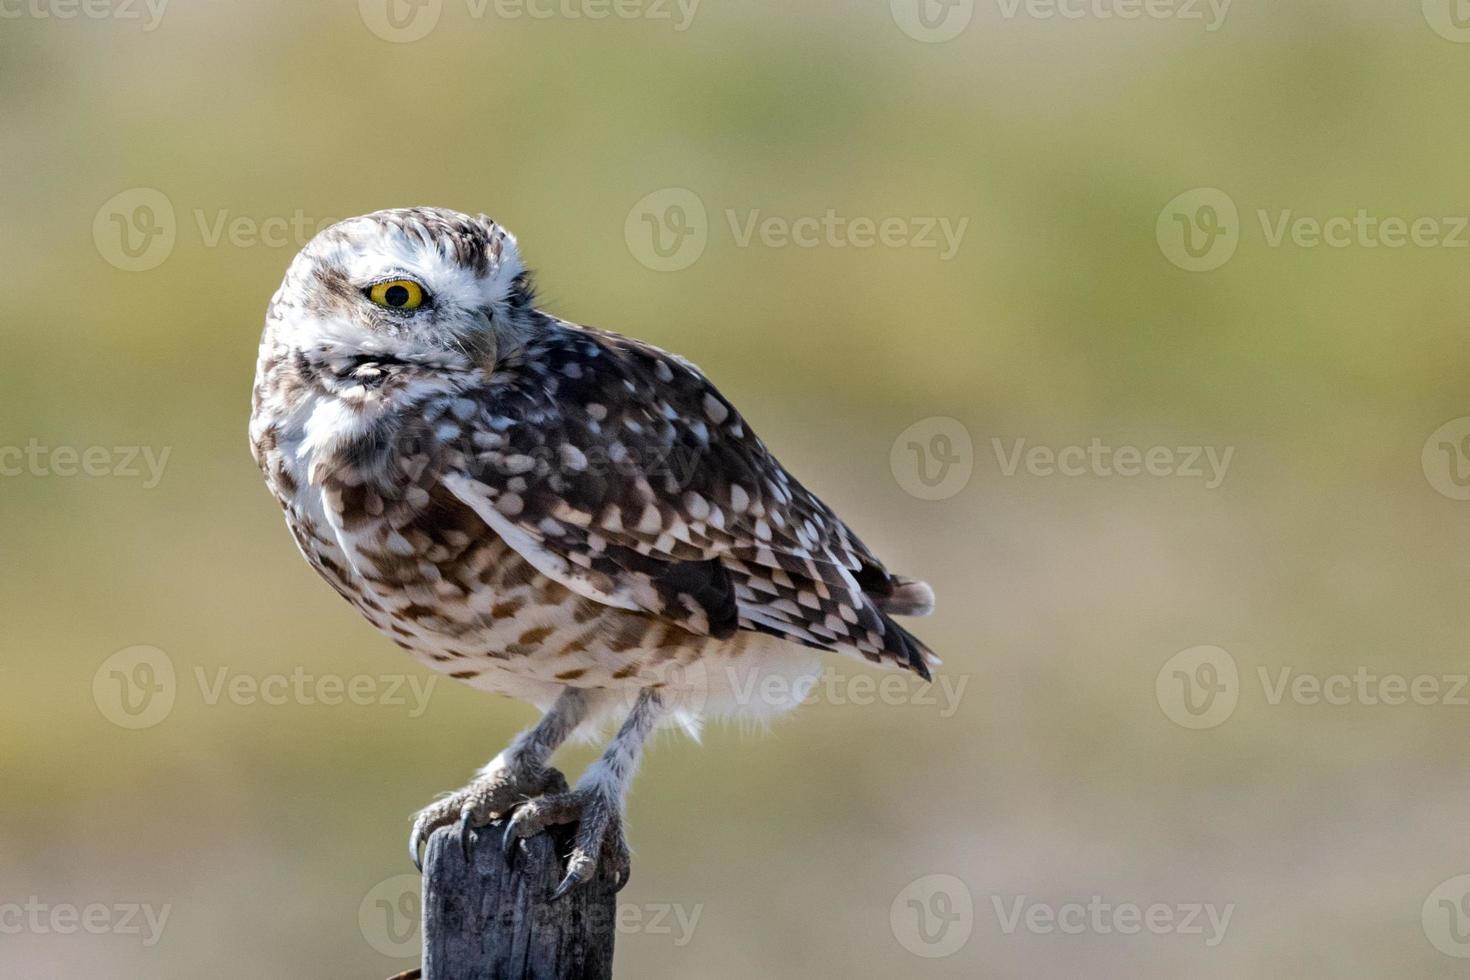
<box><xmin>408</xmin><ymin>687</ymin><xmax>589</xmax><ymax>870</ymax></box>
<box><xmin>502</xmin><ymin>688</ymin><xmax>664</xmax><ymax>898</ymax></box>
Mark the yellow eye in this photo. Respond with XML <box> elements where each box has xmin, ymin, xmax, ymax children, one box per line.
<box><xmin>368</xmin><ymin>279</ymin><xmax>426</xmax><ymax>311</ymax></box>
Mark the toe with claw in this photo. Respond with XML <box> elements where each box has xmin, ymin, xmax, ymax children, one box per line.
<box><xmin>408</xmin><ymin>764</ymin><xmax>569</xmax><ymax>871</ymax></box>
<box><xmin>501</xmin><ymin>787</ymin><xmax>631</xmax><ymax>898</ymax></box>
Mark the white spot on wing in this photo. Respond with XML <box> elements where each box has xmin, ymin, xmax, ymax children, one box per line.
<box><xmin>703</xmin><ymin>393</ymin><xmax>729</xmax><ymax>424</ymax></box>
<box><xmin>441</xmin><ymin>473</ymin><xmax>640</xmax><ymax>612</ymax></box>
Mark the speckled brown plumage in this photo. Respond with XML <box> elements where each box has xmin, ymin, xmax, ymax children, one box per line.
<box><xmin>248</xmin><ymin>207</ymin><xmax>938</xmax><ymax>893</ymax></box>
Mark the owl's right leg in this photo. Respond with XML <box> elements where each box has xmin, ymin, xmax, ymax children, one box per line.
<box><xmin>408</xmin><ymin>687</ymin><xmax>588</xmax><ymax>871</ymax></box>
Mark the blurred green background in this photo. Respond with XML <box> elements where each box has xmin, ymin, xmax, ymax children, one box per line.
<box><xmin>7</xmin><ymin>1</ymin><xmax>1470</xmax><ymax>976</ymax></box>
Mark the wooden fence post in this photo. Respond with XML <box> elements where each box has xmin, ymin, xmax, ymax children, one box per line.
<box><xmin>391</xmin><ymin>816</ymin><xmax>618</xmax><ymax>980</ymax></box>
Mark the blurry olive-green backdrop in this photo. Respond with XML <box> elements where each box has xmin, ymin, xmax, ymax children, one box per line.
<box><xmin>7</xmin><ymin>1</ymin><xmax>1470</xmax><ymax>977</ymax></box>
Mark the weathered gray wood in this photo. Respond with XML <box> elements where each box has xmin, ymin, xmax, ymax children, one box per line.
<box><xmin>415</xmin><ymin>817</ymin><xmax>617</xmax><ymax>980</ymax></box>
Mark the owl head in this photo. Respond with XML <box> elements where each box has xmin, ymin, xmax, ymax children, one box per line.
<box><xmin>264</xmin><ymin>207</ymin><xmax>535</xmax><ymax>371</ymax></box>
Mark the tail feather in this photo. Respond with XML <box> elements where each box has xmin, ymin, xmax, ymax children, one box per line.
<box><xmin>878</xmin><ymin>612</ymin><xmax>939</xmax><ymax>681</ymax></box>
<box><xmin>876</xmin><ymin>576</ymin><xmax>935</xmax><ymax>617</ymax></box>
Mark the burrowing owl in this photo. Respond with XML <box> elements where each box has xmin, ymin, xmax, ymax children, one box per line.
<box><xmin>249</xmin><ymin>207</ymin><xmax>937</xmax><ymax>895</ymax></box>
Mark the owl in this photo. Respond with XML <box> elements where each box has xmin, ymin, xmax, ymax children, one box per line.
<box><xmin>249</xmin><ymin>207</ymin><xmax>937</xmax><ymax>896</ymax></box>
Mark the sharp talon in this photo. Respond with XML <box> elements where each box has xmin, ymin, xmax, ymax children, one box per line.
<box><xmin>551</xmin><ymin>871</ymin><xmax>577</xmax><ymax>900</ymax></box>
<box><xmin>613</xmin><ymin>866</ymin><xmax>631</xmax><ymax>893</ymax></box>
<box><xmin>502</xmin><ymin>820</ymin><xmax>520</xmax><ymax>861</ymax></box>
<box><xmin>409</xmin><ymin>831</ymin><xmax>423</xmax><ymax>872</ymax></box>
<box><xmin>458</xmin><ymin>809</ymin><xmax>475</xmax><ymax>861</ymax></box>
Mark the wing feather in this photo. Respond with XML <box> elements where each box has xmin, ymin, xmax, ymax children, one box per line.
<box><xmin>434</xmin><ymin>320</ymin><xmax>935</xmax><ymax>677</ymax></box>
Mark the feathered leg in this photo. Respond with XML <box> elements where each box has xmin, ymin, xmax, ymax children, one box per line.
<box><xmin>503</xmin><ymin>688</ymin><xmax>664</xmax><ymax>897</ymax></box>
<box><xmin>408</xmin><ymin>687</ymin><xmax>589</xmax><ymax>870</ymax></box>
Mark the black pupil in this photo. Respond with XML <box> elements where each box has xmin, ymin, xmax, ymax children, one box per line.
<box><xmin>384</xmin><ymin>284</ymin><xmax>411</xmax><ymax>307</ymax></box>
